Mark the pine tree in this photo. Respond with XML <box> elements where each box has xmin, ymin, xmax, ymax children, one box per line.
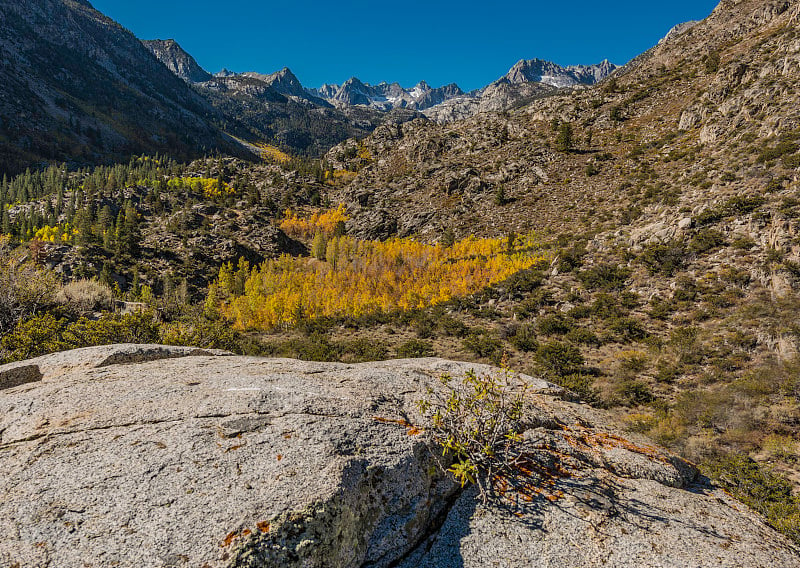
<box><xmin>556</xmin><ymin>122</ymin><xmax>574</xmax><ymax>152</ymax></box>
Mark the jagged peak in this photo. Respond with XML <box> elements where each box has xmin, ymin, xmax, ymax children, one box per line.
<box><xmin>141</xmin><ymin>38</ymin><xmax>212</xmax><ymax>83</ymax></box>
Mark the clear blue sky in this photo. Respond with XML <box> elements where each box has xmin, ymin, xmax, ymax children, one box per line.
<box><xmin>91</xmin><ymin>0</ymin><xmax>719</xmax><ymax>91</ymax></box>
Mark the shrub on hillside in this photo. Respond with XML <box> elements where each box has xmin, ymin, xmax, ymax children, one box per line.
<box><xmin>536</xmin><ymin>314</ymin><xmax>574</xmax><ymax>336</ymax></box>
<box><xmin>577</xmin><ymin>264</ymin><xmax>631</xmax><ymax>291</ymax></box>
<box><xmin>463</xmin><ymin>331</ymin><xmax>503</xmax><ymax>363</ymax></box>
<box><xmin>509</xmin><ymin>323</ymin><xmax>539</xmax><ymax>352</ymax></box>
<box><xmin>1</xmin><ymin>311</ymin><xmax>160</xmax><ymax>363</ymax></box>
<box><xmin>397</xmin><ymin>339</ymin><xmax>435</xmax><ymax>358</ymax></box>
<box><xmin>704</xmin><ymin>454</ymin><xmax>800</xmax><ymax>544</ymax></box>
<box><xmin>535</xmin><ymin>341</ymin><xmax>584</xmax><ymax>377</ymax></box>
<box><xmin>688</xmin><ymin>229</ymin><xmax>726</xmax><ymax>255</ymax></box>
<box><xmin>438</xmin><ymin>315</ymin><xmax>469</xmax><ymax>338</ymax></box>
<box><xmin>640</xmin><ymin>242</ymin><xmax>686</xmax><ymax>276</ymax></box>
<box><xmin>566</xmin><ymin>327</ymin><xmax>601</xmax><ymax>346</ymax></box>
<box><xmin>514</xmin><ymin>289</ymin><xmax>555</xmax><ymax>319</ymax></box>
<box><xmin>609</xmin><ymin>317</ymin><xmax>649</xmax><ymax>341</ymax></box>
<box><xmin>503</xmin><ymin>269</ymin><xmax>544</xmax><ymax>296</ymax></box>
<box><xmin>0</xmin><ymin>243</ymin><xmax>60</xmax><ymax>339</ymax></box>
<box><xmin>55</xmin><ymin>279</ymin><xmax>114</xmax><ymax>316</ymax></box>
<box><xmin>552</xmin><ymin>373</ymin><xmax>598</xmax><ymax>403</ymax></box>
<box><xmin>614</xmin><ymin>379</ymin><xmax>655</xmax><ymax>406</ymax></box>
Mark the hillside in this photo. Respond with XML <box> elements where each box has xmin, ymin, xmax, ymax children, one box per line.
<box><xmin>0</xmin><ymin>0</ymin><xmax>238</xmax><ymax>176</ymax></box>
<box><xmin>291</xmin><ymin>0</ymin><xmax>800</xmax><ymax>494</ymax></box>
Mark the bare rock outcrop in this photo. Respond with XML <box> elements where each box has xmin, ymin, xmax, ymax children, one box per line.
<box><xmin>0</xmin><ymin>345</ymin><xmax>798</xmax><ymax>567</ymax></box>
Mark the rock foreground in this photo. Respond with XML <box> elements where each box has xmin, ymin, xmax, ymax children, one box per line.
<box><xmin>0</xmin><ymin>345</ymin><xmax>798</xmax><ymax>567</ymax></box>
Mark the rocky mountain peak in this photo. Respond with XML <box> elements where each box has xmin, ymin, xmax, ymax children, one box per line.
<box><xmin>501</xmin><ymin>57</ymin><xmax>618</xmax><ymax>88</ymax></box>
<box><xmin>312</xmin><ymin>76</ymin><xmax>465</xmax><ymax>112</ymax></box>
<box><xmin>658</xmin><ymin>21</ymin><xmax>701</xmax><ymax>44</ymax></box>
<box><xmin>238</xmin><ymin>67</ymin><xmax>330</xmax><ymax>105</ymax></box>
<box><xmin>141</xmin><ymin>38</ymin><xmax>213</xmax><ymax>83</ymax></box>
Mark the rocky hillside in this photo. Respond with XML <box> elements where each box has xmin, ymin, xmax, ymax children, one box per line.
<box><xmin>328</xmin><ymin>0</ymin><xmax>799</xmax><ymax>241</ymax></box>
<box><xmin>280</xmin><ymin>0</ymin><xmax>800</xmax><ymax>513</ymax></box>
<box><xmin>142</xmin><ymin>38</ymin><xmax>213</xmax><ymax>83</ymax></box>
<box><xmin>1</xmin><ymin>344</ymin><xmax>798</xmax><ymax>567</ymax></box>
<box><xmin>0</xmin><ymin>0</ymin><xmax>238</xmax><ymax>176</ymax></box>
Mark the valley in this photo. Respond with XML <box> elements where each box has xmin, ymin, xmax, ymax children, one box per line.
<box><xmin>2</xmin><ymin>0</ymin><xmax>800</xmax><ymax>563</ymax></box>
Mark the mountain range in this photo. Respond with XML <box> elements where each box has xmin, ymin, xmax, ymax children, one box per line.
<box><xmin>144</xmin><ymin>38</ymin><xmax>618</xmax><ymax>118</ymax></box>
<box><xmin>0</xmin><ymin>0</ymin><xmax>618</xmax><ymax>176</ymax></box>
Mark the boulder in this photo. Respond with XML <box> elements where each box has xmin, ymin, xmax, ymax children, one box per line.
<box><xmin>0</xmin><ymin>345</ymin><xmax>798</xmax><ymax>567</ymax></box>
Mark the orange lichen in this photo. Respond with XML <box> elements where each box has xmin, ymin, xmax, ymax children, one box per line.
<box><xmin>256</xmin><ymin>521</ymin><xmax>271</xmax><ymax>534</ymax></box>
<box><xmin>221</xmin><ymin>531</ymin><xmax>238</xmax><ymax>547</ymax></box>
<box><xmin>373</xmin><ymin>416</ymin><xmax>424</xmax><ymax>436</ymax></box>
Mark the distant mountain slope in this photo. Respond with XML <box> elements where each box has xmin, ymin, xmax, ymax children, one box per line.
<box><xmin>142</xmin><ymin>39</ymin><xmax>213</xmax><ymax>83</ymax></box>
<box><xmin>310</xmin><ymin>78</ymin><xmax>465</xmax><ymax>111</ymax></box>
<box><xmin>500</xmin><ymin>58</ymin><xmax>618</xmax><ymax>88</ymax></box>
<box><xmin>0</xmin><ymin>0</ymin><xmax>236</xmax><ymax>176</ymax></box>
<box><xmin>196</xmin><ymin>72</ymin><xmax>421</xmax><ymax>157</ymax></box>
<box><xmin>421</xmin><ymin>59</ymin><xmax>617</xmax><ymax>123</ymax></box>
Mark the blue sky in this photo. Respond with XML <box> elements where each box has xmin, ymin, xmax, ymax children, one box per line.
<box><xmin>92</xmin><ymin>0</ymin><xmax>720</xmax><ymax>91</ymax></box>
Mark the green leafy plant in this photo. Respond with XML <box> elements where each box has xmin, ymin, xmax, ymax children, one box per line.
<box><xmin>416</xmin><ymin>369</ymin><xmax>528</xmax><ymax>502</ymax></box>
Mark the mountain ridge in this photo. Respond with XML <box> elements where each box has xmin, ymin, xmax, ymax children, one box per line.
<box><xmin>141</xmin><ymin>38</ymin><xmax>213</xmax><ymax>83</ymax></box>
<box><xmin>143</xmin><ymin>36</ymin><xmax>617</xmax><ymax>121</ymax></box>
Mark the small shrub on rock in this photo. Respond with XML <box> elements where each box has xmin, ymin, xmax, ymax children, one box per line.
<box><xmin>416</xmin><ymin>369</ymin><xmax>528</xmax><ymax>502</ymax></box>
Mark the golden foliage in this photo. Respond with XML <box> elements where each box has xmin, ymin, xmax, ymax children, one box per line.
<box><xmin>279</xmin><ymin>204</ymin><xmax>349</xmax><ymax>239</ymax></box>
<box><xmin>33</xmin><ymin>224</ymin><xmax>77</xmax><ymax>243</ymax></box>
<box><xmin>167</xmin><ymin>177</ymin><xmax>235</xmax><ymax>199</ymax></box>
<box><xmin>357</xmin><ymin>141</ymin><xmax>372</xmax><ymax>161</ymax></box>
<box><xmin>211</xmin><ymin>233</ymin><xmax>546</xmax><ymax>330</ymax></box>
<box><xmin>325</xmin><ymin>170</ymin><xmax>358</xmax><ymax>185</ymax></box>
<box><xmin>257</xmin><ymin>143</ymin><xmax>292</xmax><ymax>164</ymax></box>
